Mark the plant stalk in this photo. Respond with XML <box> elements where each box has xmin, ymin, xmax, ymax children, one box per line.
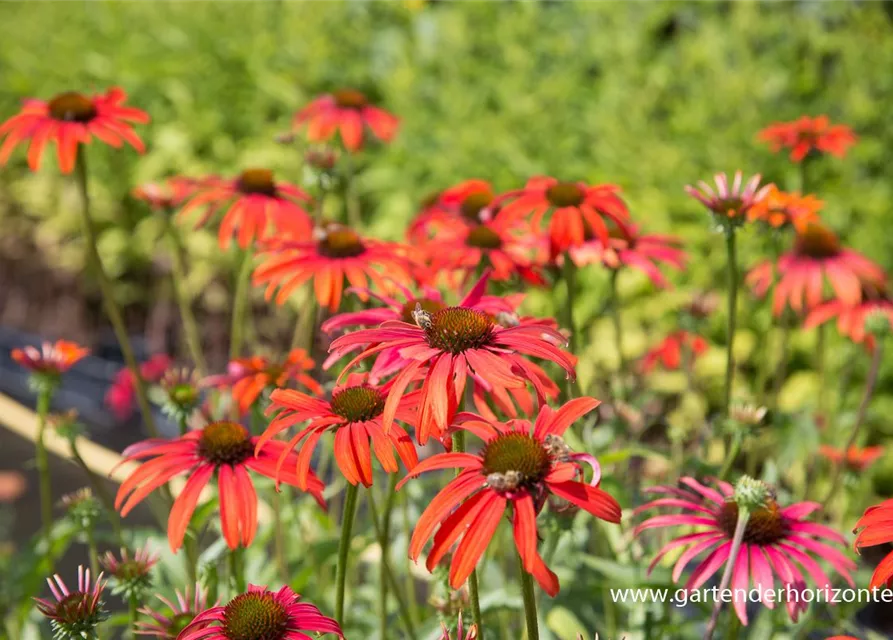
<box><xmin>164</xmin><ymin>218</ymin><xmax>208</xmax><ymax>375</ymax></box>
<box><xmin>35</xmin><ymin>388</ymin><xmax>53</xmax><ymax>553</ymax></box>
<box><xmin>723</xmin><ymin>227</ymin><xmax>738</xmax><ymax>417</ymax></box>
<box><xmin>518</xmin><ymin>551</ymin><xmax>539</xmax><ymax>640</ymax></box>
<box><xmin>704</xmin><ymin>508</ymin><xmax>750</xmax><ymax>640</ymax></box>
<box><xmin>335</xmin><ymin>482</ymin><xmax>360</xmax><ymax>626</ymax></box>
<box><xmin>229</xmin><ymin>250</ymin><xmax>254</xmax><ymax>361</ymax></box>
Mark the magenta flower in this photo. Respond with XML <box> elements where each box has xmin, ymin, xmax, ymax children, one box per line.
<box><xmin>34</xmin><ymin>566</ymin><xmax>108</xmax><ymax>639</ymax></box>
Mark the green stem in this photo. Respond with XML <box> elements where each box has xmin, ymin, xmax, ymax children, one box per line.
<box><xmin>229</xmin><ymin>546</ymin><xmax>246</xmax><ymax>593</ymax></box>
<box><xmin>230</xmin><ymin>250</ymin><xmax>254</xmax><ymax>361</ymax></box>
<box><xmin>35</xmin><ymin>388</ymin><xmax>53</xmax><ymax>552</ymax></box>
<box><xmin>273</xmin><ymin>488</ymin><xmax>288</xmax><ymax>585</ymax></box>
<box><xmin>723</xmin><ymin>228</ymin><xmax>738</xmax><ymax>417</ymax></box>
<box><xmin>165</xmin><ymin>219</ymin><xmax>207</xmax><ymax>376</ymax></box>
<box><xmin>401</xmin><ymin>488</ymin><xmax>420</xmax><ymax>625</ymax></box>
<box><xmin>561</xmin><ymin>256</ymin><xmax>579</xmax><ymax>399</ymax></box>
<box><xmin>717</xmin><ymin>433</ymin><xmax>742</xmax><ymax>482</ymax></box>
<box><xmin>518</xmin><ymin>551</ymin><xmax>539</xmax><ymax>640</ymax></box>
<box><xmin>74</xmin><ymin>146</ymin><xmax>159</xmax><ymax>437</ymax></box>
<box><xmin>816</xmin><ymin>323</ymin><xmax>828</xmax><ymax>420</ymax></box>
<box><xmin>768</xmin><ymin>316</ymin><xmax>791</xmax><ymax>416</ymax></box>
<box><xmin>609</xmin><ymin>269</ymin><xmax>626</xmax><ymax>398</ymax></box>
<box><xmin>129</xmin><ymin>595</ymin><xmax>139</xmax><ymax>640</ymax></box>
<box><xmin>704</xmin><ymin>508</ymin><xmax>750</xmax><ymax>640</ymax></box>
<box><xmin>85</xmin><ymin>524</ymin><xmax>99</xmax><ymax>576</ymax></box>
<box><xmin>335</xmin><ymin>482</ymin><xmax>359</xmax><ymax>627</ymax></box>
<box><xmin>343</xmin><ymin>152</ymin><xmax>360</xmax><ymax>228</ymax></box>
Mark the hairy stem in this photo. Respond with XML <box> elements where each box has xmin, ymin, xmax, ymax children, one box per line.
<box><xmin>335</xmin><ymin>482</ymin><xmax>360</xmax><ymax>626</ymax></box>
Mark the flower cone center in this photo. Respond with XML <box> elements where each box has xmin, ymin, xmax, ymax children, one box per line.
<box><xmin>460</xmin><ymin>190</ymin><xmax>494</xmax><ymax>221</ymax></box>
<box><xmin>425</xmin><ymin>307</ymin><xmax>495</xmax><ymax>354</ymax></box>
<box><xmin>168</xmin><ymin>612</ymin><xmax>195</xmax><ymax>635</ymax></box>
<box><xmin>318</xmin><ymin>227</ymin><xmax>366</xmax><ymax>258</ymax></box>
<box><xmin>331</xmin><ymin>385</ymin><xmax>386</xmax><ymax>422</ymax></box>
<box><xmin>795</xmin><ymin>222</ymin><xmax>840</xmax><ymax>259</ymax></box>
<box><xmin>481</xmin><ymin>433</ymin><xmax>552</xmax><ymax>485</ymax></box>
<box><xmin>400</xmin><ymin>298</ymin><xmax>445</xmax><ymax>323</ymax></box>
<box><xmin>333</xmin><ymin>89</ymin><xmax>368</xmax><ymax>109</ymax></box>
<box><xmin>466</xmin><ymin>225</ymin><xmax>503</xmax><ymax>249</ymax></box>
<box><xmin>546</xmin><ymin>182</ymin><xmax>585</xmax><ymax>207</ymax></box>
<box><xmin>238</xmin><ymin>169</ymin><xmax>277</xmax><ymax>196</ymax></box>
<box><xmin>113</xmin><ymin>560</ymin><xmax>149</xmax><ymax>582</ymax></box>
<box><xmin>718</xmin><ymin>500</ymin><xmax>788</xmax><ymax>545</ymax></box>
<box><xmin>198</xmin><ymin>421</ymin><xmax>253</xmax><ymax>466</ymax></box>
<box><xmin>221</xmin><ymin>592</ymin><xmax>288</xmax><ymax>640</ymax></box>
<box><xmin>48</xmin><ymin>92</ymin><xmax>97</xmax><ymax>123</ymax></box>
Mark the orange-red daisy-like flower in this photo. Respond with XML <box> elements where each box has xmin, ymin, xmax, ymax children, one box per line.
<box><xmin>819</xmin><ymin>445</ymin><xmax>883</xmax><ymax>472</ymax></box>
<box><xmin>328</xmin><ymin>294</ymin><xmax>576</xmax><ymax>445</ymax></box>
<box><xmin>203</xmin><ymin>349</ymin><xmax>322</xmax><ymax>416</ymax></box>
<box><xmin>685</xmin><ymin>171</ymin><xmax>772</xmax><ymax>224</ymax></box>
<box><xmin>407</xmin><ymin>180</ymin><xmax>497</xmax><ymax>244</ymax></box>
<box><xmin>132</xmin><ymin>177</ymin><xmax>200</xmax><ymax>211</ymax></box>
<box><xmin>804</xmin><ymin>277</ymin><xmax>893</xmax><ymax>345</ymax></box>
<box><xmin>254</xmin><ymin>223</ymin><xmax>415</xmax><ymax>312</ymax></box>
<box><xmin>179</xmin><ymin>584</ymin><xmax>343</xmax><ymax>640</ymax></box>
<box><xmin>641</xmin><ymin>331</ymin><xmax>708</xmax><ymax>373</ymax></box>
<box><xmin>11</xmin><ymin>340</ymin><xmax>89</xmax><ymax>376</ymax></box>
<box><xmin>492</xmin><ymin>176</ymin><xmax>630</xmax><ymax>254</ymax></box>
<box><xmin>0</xmin><ymin>87</ymin><xmax>148</xmax><ymax>173</ymax></box>
<box><xmin>854</xmin><ymin>499</ymin><xmax>893</xmax><ymax>588</ymax></box>
<box><xmin>759</xmin><ymin>116</ymin><xmax>857</xmax><ymax>162</ymax></box>
<box><xmin>256</xmin><ymin>375</ymin><xmax>418</xmax><ymax>489</ymax></box>
<box><xmin>178</xmin><ymin>169</ymin><xmax>313</xmax><ymax>249</ymax></box>
<box><xmin>746</xmin><ymin>222</ymin><xmax>885</xmax><ymax>315</ymax></box>
<box><xmin>398</xmin><ymin>399</ymin><xmax>621</xmax><ymax>596</ymax></box>
<box><xmin>746</xmin><ymin>186</ymin><xmax>823</xmax><ymax>231</ymax></box>
<box><xmin>294</xmin><ymin>89</ymin><xmax>398</xmax><ymax>152</ymax></box>
<box><xmin>115</xmin><ymin>421</ymin><xmax>326</xmax><ymax>551</ymax></box>
<box><xmin>566</xmin><ymin>223</ymin><xmax>686</xmax><ymax>289</ymax></box>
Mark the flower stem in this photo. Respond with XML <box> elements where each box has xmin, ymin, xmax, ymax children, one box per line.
<box><xmin>453</xmin><ymin>395</ymin><xmax>483</xmax><ymax>633</ymax></box>
<box><xmin>518</xmin><ymin>550</ymin><xmax>539</xmax><ymax>640</ymax></box>
<box><xmin>609</xmin><ymin>269</ymin><xmax>626</xmax><ymax>398</ymax></box>
<box><xmin>164</xmin><ymin>219</ymin><xmax>207</xmax><ymax>376</ymax></box>
<box><xmin>128</xmin><ymin>595</ymin><xmax>139</xmax><ymax>640</ymax></box>
<box><xmin>723</xmin><ymin>227</ymin><xmax>738</xmax><ymax>417</ymax></box>
<box><xmin>34</xmin><ymin>388</ymin><xmax>53</xmax><ymax>553</ymax></box>
<box><xmin>816</xmin><ymin>323</ymin><xmax>828</xmax><ymax>421</ymax></box>
<box><xmin>703</xmin><ymin>507</ymin><xmax>750</xmax><ymax>640</ymax></box>
<box><xmin>229</xmin><ymin>546</ymin><xmax>246</xmax><ymax>593</ymax></box>
<box><xmin>85</xmin><ymin>523</ymin><xmax>99</xmax><ymax>577</ymax></box>
<box><xmin>717</xmin><ymin>433</ymin><xmax>742</xmax><ymax>481</ymax></box>
<box><xmin>229</xmin><ymin>250</ymin><xmax>254</xmax><ymax>361</ymax></box>
<box><xmin>561</xmin><ymin>256</ymin><xmax>579</xmax><ymax>399</ymax></box>
<box><xmin>343</xmin><ymin>151</ymin><xmax>360</xmax><ymax>228</ymax></box>
<box><xmin>335</xmin><ymin>482</ymin><xmax>360</xmax><ymax>627</ymax></box>
<box><xmin>74</xmin><ymin>146</ymin><xmax>159</xmax><ymax>438</ymax></box>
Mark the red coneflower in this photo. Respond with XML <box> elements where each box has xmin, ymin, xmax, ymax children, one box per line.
<box><xmin>636</xmin><ymin>477</ymin><xmax>854</xmax><ymax>624</ymax></box>
<box><xmin>106</xmin><ymin>354</ymin><xmax>172</xmax><ymax>422</ymax></box>
<box><xmin>178</xmin><ymin>169</ymin><xmax>313</xmax><ymax>249</ymax></box>
<box><xmin>819</xmin><ymin>445</ymin><xmax>884</xmax><ymax>472</ymax></box>
<box><xmin>132</xmin><ymin>177</ymin><xmax>199</xmax><ymax>211</ymax></box>
<box><xmin>804</xmin><ymin>276</ymin><xmax>893</xmax><ymax>345</ymax></box>
<box><xmin>0</xmin><ymin>87</ymin><xmax>148</xmax><ymax>173</ymax></box>
<box><xmin>398</xmin><ymin>399</ymin><xmax>621</xmax><ymax>595</ymax></box>
<box><xmin>641</xmin><ymin>331</ymin><xmax>708</xmax><ymax>373</ymax></box>
<box><xmin>294</xmin><ymin>89</ymin><xmax>398</xmax><ymax>152</ymax></box>
<box><xmin>34</xmin><ymin>566</ymin><xmax>108</xmax><ymax>639</ymax></box>
<box><xmin>203</xmin><ymin>349</ymin><xmax>322</xmax><ymax>416</ymax></box>
<box><xmin>746</xmin><ymin>186</ymin><xmax>822</xmax><ymax>231</ymax></box>
<box><xmin>179</xmin><ymin>584</ymin><xmax>343</xmax><ymax>640</ymax></box>
<box><xmin>759</xmin><ymin>116</ymin><xmax>857</xmax><ymax>162</ymax></box>
<box><xmin>407</xmin><ymin>180</ymin><xmax>496</xmax><ymax>243</ymax></box>
<box><xmin>254</xmin><ymin>223</ymin><xmax>415</xmax><ymax>312</ymax></box>
<box><xmin>854</xmin><ymin>500</ymin><xmax>893</xmax><ymax>588</ymax></box>
<box><xmin>256</xmin><ymin>374</ymin><xmax>418</xmax><ymax>489</ymax></box>
<box><xmin>328</xmin><ymin>290</ymin><xmax>576</xmax><ymax>445</ymax></box>
<box><xmin>11</xmin><ymin>340</ymin><xmax>89</xmax><ymax>377</ymax></box>
<box><xmin>566</xmin><ymin>223</ymin><xmax>686</xmax><ymax>289</ymax></box>
<box><xmin>685</xmin><ymin>171</ymin><xmax>771</xmax><ymax>224</ymax></box>
<box><xmin>746</xmin><ymin>222</ymin><xmax>885</xmax><ymax>315</ymax></box>
<box><xmin>492</xmin><ymin>176</ymin><xmax>630</xmax><ymax>253</ymax></box>
<box><xmin>136</xmin><ymin>584</ymin><xmax>211</xmax><ymax>639</ymax></box>
<box><xmin>115</xmin><ymin>421</ymin><xmax>326</xmax><ymax>551</ymax></box>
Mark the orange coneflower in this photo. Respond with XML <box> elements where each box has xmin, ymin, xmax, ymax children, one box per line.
<box><xmin>328</xmin><ymin>292</ymin><xmax>575</xmax><ymax>445</ymax></box>
<box><xmin>178</xmin><ymin>169</ymin><xmax>313</xmax><ymax>249</ymax></box>
<box><xmin>641</xmin><ymin>331</ymin><xmax>708</xmax><ymax>373</ymax></box>
<box><xmin>132</xmin><ymin>177</ymin><xmax>200</xmax><ymax>211</ymax></box>
<box><xmin>11</xmin><ymin>340</ymin><xmax>89</xmax><ymax>377</ymax></box>
<box><xmin>203</xmin><ymin>349</ymin><xmax>322</xmax><ymax>416</ymax></box>
<box><xmin>804</xmin><ymin>276</ymin><xmax>893</xmax><ymax>346</ymax></box>
<box><xmin>746</xmin><ymin>186</ymin><xmax>822</xmax><ymax>231</ymax></box>
<box><xmin>115</xmin><ymin>421</ymin><xmax>326</xmax><ymax>551</ymax></box>
<box><xmin>398</xmin><ymin>399</ymin><xmax>621</xmax><ymax>596</ymax></box>
<box><xmin>759</xmin><ymin>116</ymin><xmax>857</xmax><ymax>162</ymax></box>
<box><xmin>294</xmin><ymin>89</ymin><xmax>398</xmax><ymax>152</ymax></box>
<box><xmin>254</xmin><ymin>223</ymin><xmax>414</xmax><ymax>312</ymax></box>
<box><xmin>256</xmin><ymin>374</ymin><xmax>418</xmax><ymax>489</ymax></box>
<box><xmin>492</xmin><ymin>176</ymin><xmax>630</xmax><ymax>254</ymax></box>
<box><xmin>854</xmin><ymin>499</ymin><xmax>893</xmax><ymax>588</ymax></box>
<box><xmin>0</xmin><ymin>87</ymin><xmax>148</xmax><ymax>173</ymax></box>
<box><xmin>407</xmin><ymin>180</ymin><xmax>496</xmax><ymax>243</ymax></box>
<box><xmin>819</xmin><ymin>445</ymin><xmax>883</xmax><ymax>472</ymax></box>
<box><xmin>746</xmin><ymin>222</ymin><xmax>885</xmax><ymax>315</ymax></box>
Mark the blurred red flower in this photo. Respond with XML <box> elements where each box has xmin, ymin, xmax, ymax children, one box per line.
<box><xmin>746</xmin><ymin>186</ymin><xmax>823</xmax><ymax>231</ymax></box>
<box><xmin>685</xmin><ymin>171</ymin><xmax>771</xmax><ymax>223</ymax></box>
<box><xmin>295</xmin><ymin>89</ymin><xmax>398</xmax><ymax>152</ymax></box>
<box><xmin>12</xmin><ymin>340</ymin><xmax>89</xmax><ymax>376</ymax></box>
<box><xmin>804</xmin><ymin>276</ymin><xmax>893</xmax><ymax>346</ymax></box>
<box><xmin>854</xmin><ymin>499</ymin><xmax>893</xmax><ymax>588</ymax></box>
<box><xmin>132</xmin><ymin>177</ymin><xmax>200</xmax><ymax>211</ymax></box>
<box><xmin>407</xmin><ymin>180</ymin><xmax>496</xmax><ymax>244</ymax></box>
<box><xmin>106</xmin><ymin>354</ymin><xmax>172</xmax><ymax>422</ymax></box>
<box><xmin>641</xmin><ymin>331</ymin><xmax>708</xmax><ymax>373</ymax></box>
<box><xmin>819</xmin><ymin>445</ymin><xmax>883</xmax><ymax>472</ymax></box>
<box><xmin>759</xmin><ymin>116</ymin><xmax>856</xmax><ymax>162</ymax></box>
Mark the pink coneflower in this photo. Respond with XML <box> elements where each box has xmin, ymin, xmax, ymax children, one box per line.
<box><xmin>12</xmin><ymin>340</ymin><xmax>90</xmax><ymax>376</ymax></box>
<box><xmin>636</xmin><ymin>477</ymin><xmax>855</xmax><ymax>624</ymax></box>
<box><xmin>133</xmin><ymin>177</ymin><xmax>199</xmax><ymax>211</ymax></box>
<box><xmin>641</xmin><ymin>331</ymin><xmax>708</xmax><ymax>373</ymax></box>
<box><xmin>685</xmin><ymin>171</ymin><xmax>772</xmax><ymax>224</ymax></box>
<box><xmin>100</xmin><ymin>544</ymin><xmax>159</xmax><ymax>599</ymax></box>
<box><xmin>34</xmin><ymin>566</ymin><xmax>108</xmax><ymax>639</ymax></box>
<box><xmin>136</xmin><ymin>584</ymin><xmax>211</xmax><ymax>639</ymax></box>
<box><xmin>759</xmin><ymin>116</ymin><xmax>857</xmax><ymax>162</ymax></box>
<box><xmin>178</xmin><ymin>584</ymin><xmax>343</xmax><ymax>640</ymax></box>
<box><xmin>106</xmin><ymin>354</ymin><xmax>172</xmax><ymax>422</ymax></box>
<box><xmin>295</xmin><ymin>89</ymin><xmax>398</xmax><ymax>152</ymax></box>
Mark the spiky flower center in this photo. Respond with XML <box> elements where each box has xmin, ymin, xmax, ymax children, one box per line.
<box><xmin>48</xmin><ymin>92</ymin><xmax>97</xmax><ymax>123</ymax></box>
<box><xmin>113</xmin><ymin>560</ymin><xmax>151</xmax><ymax>582</ymax></box>
<box><xmin>460</xmin><ymin>191</ymin><xmax>494</xmax><ymax>221</ymax></box>
<box><xmin>169</xmin><ymin>383</ymin><xmax>199</xmax><ymax>408</ymax></box>
<box><xmin>168</xmin><ymin>612</ymin><xmax>195</xmax><ymax>635</ymax></box>
<box><xmin>198</xmin><ymin>421</ymin><xmax>253</xmax><ymax>466</ymax></box>
<box><xmin>238</xmin><ymin>169</ymin><xmax>277</xmax><ymax>196</ymax></box>
<box><xmin>53</xmin><ymin>592</ymin><xmax>99</xmax><ymax>625</ymax></box>
<box><xmin>795</xmin><ymin>223</ymin><xmax>841</xmax><ymax>259</ymax></box>
<box><xmin>424</xmin><ymin>307</ymin><xmax>495</xmax><ymax>354</ymax></box>
<box><xmin>318</xmin><ymin>227</ymin><xmax>366</xmax><ymax>258</ymax></box>
<box><xmin>481</xmin><ymin>433</ymin><xmax>552</xmax><ymax>490</ymax></box>
<box><xmin>466</xmin><ymin>225</ymin><xmax>503</xmax><ymax>249</ymax></box>
<box><xmin>717</xmin><ymin>500</ymin><xmax>788</xmax><ymax>545</ymax></box>
<box><xmin>545</xmin><ymin>182</ymin><xmax>585</xmax><ymax>208</ymax></box>
<box><xmin>332</xmin><ymin>89</ymin><xmax>368</xmax><ymax>109</ymax></box>
<box><xmin>331</xmin><ymin>385</ymin><xmax>386</xmax><ymax>423</ymax></box>
<box><xmin>400</xmin><ymin>298</ymin><xmax>445</xmax><ymax>323</ymax></box>
<box><xmin>221</xmin><ymin>592</ymin><xmax>288</xmax><ymax>640</ymax></box>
